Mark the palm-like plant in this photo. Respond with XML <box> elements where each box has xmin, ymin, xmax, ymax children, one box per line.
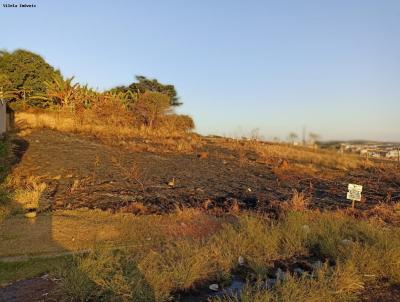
<box><xmin>76</xmin><ymin>84</ymin><xmax>98</xmax><ymax>109</ymax></box>
<box><xmin>0</xmin><ymin>89</ymin><xmax>17</xmax><ymax>101</ymax></box>
<box><xmin>31</xmin><ymin>74</ymin><xmax>80</xmax><ymax>108</ymax></box>
<box><xmin>0</xmin><ymin>73</ymin><xmax>17</xmax><ymax>101</ymax></box>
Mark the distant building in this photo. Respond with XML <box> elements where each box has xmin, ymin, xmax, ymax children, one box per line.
<box><xmin>369</xmin><ymin>152</ymin><xmax>381</xmax><ymax>158</ymax></box>
<box><xmin>386</xmin><ymin>149</ymin><xmax>400</xmax><ymax>159</ymax></box>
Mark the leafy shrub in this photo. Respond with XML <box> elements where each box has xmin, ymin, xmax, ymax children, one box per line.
<box><xmin>133</xmin><ymin>91</ymin><xmax>170</xmax><ymax>128</ymax></box>
<box><xmin>161</xmin><ymin>114</ymin><xmax>195</xmax><ymax>132</ymax></box>
<box><xmin>22</xmin><ymin>75</ymin><xmax>195</xmax><ymax>135</ymax></box>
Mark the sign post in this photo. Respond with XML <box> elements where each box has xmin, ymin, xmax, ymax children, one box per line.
<box><xmin>347</xmin><ymin>184</ymin><xmax>363</xmax><ymax>209</ymax></box>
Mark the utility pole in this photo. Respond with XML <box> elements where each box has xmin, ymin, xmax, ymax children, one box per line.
<box><xmin>302</xmin><ymin>125</ymin><xmax>306</xmax><ymax>146</ymax></box>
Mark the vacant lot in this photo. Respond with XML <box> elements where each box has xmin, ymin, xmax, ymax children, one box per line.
<box><xmin>1</xmin><ymin>120</ymin><xmax>400</xmax><ymax>302</ymax></box>
<box><xmin>6</xmin><ymin>126</ymin><xmax>400</xmax><ymax>215</ymax></box>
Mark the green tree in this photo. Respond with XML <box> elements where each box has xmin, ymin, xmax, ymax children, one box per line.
<box><xmin>0</xmin><ymin>74</ymin><xmax>17</xmax><ymax>101</ymax></box>
<box><xmin>0</xmin><ymin>73</ymin><xmax>12</xmax><ymax>91</ymax></box>
<box><xmin>110</xmin><ymin>76</ymin><xmax>182</xmax><ymax>106</ymax></box>
<box><xmin>134</xmin><ymin>91</ymin><xmax>171</xmax><ymax>128</ymax></box>
<box><xmin>0</xmin><ymin>49</ymin><xmax>59</xmax><ymax>101</ymax></box>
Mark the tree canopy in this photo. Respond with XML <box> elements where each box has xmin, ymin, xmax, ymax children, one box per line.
<box><xmin>0</xmin><ymin>50</ymin><xmax>184</xmax><ymax>111</ymax></box>
<box><xmin>110</xmin><ymin>75</ymin><xmax>182</xmax><ymax>106</ymax></box>
<box><xmin>0</xmin><ymin>49</ymin><xmax>59</xmax><ymax>99</ymax></box>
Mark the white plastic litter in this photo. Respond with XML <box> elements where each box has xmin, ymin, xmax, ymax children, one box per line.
<box><xmin>209</xmin><ymin>284</ymin><xmax>219</xmax><ymax>291</ymax></box>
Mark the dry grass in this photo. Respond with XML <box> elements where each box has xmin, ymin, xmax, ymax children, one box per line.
<box><xmin>0</xmin><ymin>208</ymin><xmax>221</xmax><ymax>259</ymax></box>
<box><xmin>365</xmin><ymin>202</ymin><xmax>400</xmax><ymax>225</ymax></box>
<box><xmin>15</xmin><ymin>110</ymin><xmax>196</xmax><ymax>139</ymax></box>
<box><xmin>15</xmin><ymin>111</ymin><xmax>203</xmax><ymax>153</ymax></box>
<box><xmin>1</xmin><ymin>205</ymin><xmax>399</xmax><ymax>300</ymax></box>
<box><xmin>212</xmin><ymin>210</ymin><xmax>400</xmax><ymax>302</ymax></box>
<box><xmin>218</xmin><ymin>138</ymin><xmax>372</xmax><ymax>171</ymax></box>
<box><xmin>17</xmin><ymin>111</ymin><xmax>156</xmax><ymax>138</ymax></box>
<box><xmin>281</xmin><ymin>190</ymin><xmax>310</xmax><ymax>212</ymax></box>
<box><xmin>254</xmin><ymin>141</ymin><xmax>369</xmax><ymax>170</ymax></box>
<box><xmin>0</xmin><ymin>188</ymin><xmax>9</xmax><ymax>222</ymax></box>
<box><xmin>214</xmin><ymin>265</ymin><xmax>358</xmax><ymax>302</ymax></box>
<box><xmin>12</xmin><ymin>177</ymin><xmax>47</xmax><ymax>210</ymax></box>
<box><xmin>0</xmin><ymin>140</ymin><xmax>10</xmax><ymax>221</ymax></box>
<box><xmin>50</xmin><ymin>207</ymin><xmax>400</xmax><ymax>301</ymax></box>
<box><xmin>2</xmin><ymin>116</ymin><xmax>400</xmax><ymax>300</ymax></box>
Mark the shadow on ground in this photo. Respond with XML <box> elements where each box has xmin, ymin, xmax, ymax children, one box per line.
<box><xmin>0</xmin><ymin>133</ymin><xmax>68</xmax><ymax>301</ymax></box>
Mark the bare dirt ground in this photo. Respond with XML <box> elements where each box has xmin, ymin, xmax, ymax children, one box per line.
<box><xmin>9</xmin><ymin>128</ymin><xmax>400</xmax><ymax>214</ymax></box>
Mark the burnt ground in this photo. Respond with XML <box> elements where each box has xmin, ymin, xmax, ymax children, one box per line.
<box><xmin>8</xmin><ymin>128</ymin><xmax>400</xmax><ymax>214</ymax></box>
<box><xmin>2</xmin><ymin>128</ymin><xmax>400</xmax><ymax>301</ymax></box>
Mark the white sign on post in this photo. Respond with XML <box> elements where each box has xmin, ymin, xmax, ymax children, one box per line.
<box><xmin>347</xmin><ymin>183</ymin><xmax>363</xmax><ymax>208</ymax></box>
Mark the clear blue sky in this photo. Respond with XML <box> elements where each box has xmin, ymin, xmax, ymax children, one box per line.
<box><xmin>1</xmin><ymin>0</ymin><xmax>399</xmax><ymax>141</ymax></box>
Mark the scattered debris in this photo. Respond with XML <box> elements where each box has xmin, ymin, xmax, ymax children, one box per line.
<box><xmin>70</xmin><ymin>179</ymin><xmax>80</xmax><ymax>192</ymax></box>
<box><xmin>341</xmin><ymin>239</ymin><xmax>353</xmax><ymax>246</ymax></box>
<box><xmin>301</xmin><ymin>224</ymin><xmax>311</xmax><ymax>233</ymax></box>
<box><xmin>197</xmin><ymin>152</ymin><xmax>209</xmax><ymax>159</ymax></box>
<box><xmin>293</xmin><ymin>267</ymin><xmax>305</xmax><ymax>275</ymax></box>
<box><xmin>311</xmin><ymin>260</ymin><xmax>323</xmax><ymax>271</ymax></box>
<box><xmin>167</xmin><ymin>177</ymin><xmax>176</xmax><ymax>188</ymax></box>
<box><xmin>265</xmin><ymin>278</ymin><xmax>277</xmax><ymax>289</ymax></box>
<box><xmin>230</xmin><ymin>199</ymin><xmax>240</xmax><ymax>213</ymax></box>
<box><xmin>221</xmin><ymin>279</ymin><xmax>245</xmax><ymax>296</ymax></box>
<box><xmin>209</xmin><ymin>284</ymin><xmax>219</xmax><ymax>291</ymax></box>
<box><xmin>275</xmin><ymin>268</ymin><xmax>286</xmax><ymax>282</ymax></box>
<box><xmin>278</xmin><ymin>159</ymin><xmax>289</xmax><ymax>169</ymax></box>
<box><xmin>202</xmin><ymin>199</ymin><xmax>212</xmax><ymax>210</ymax></box>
